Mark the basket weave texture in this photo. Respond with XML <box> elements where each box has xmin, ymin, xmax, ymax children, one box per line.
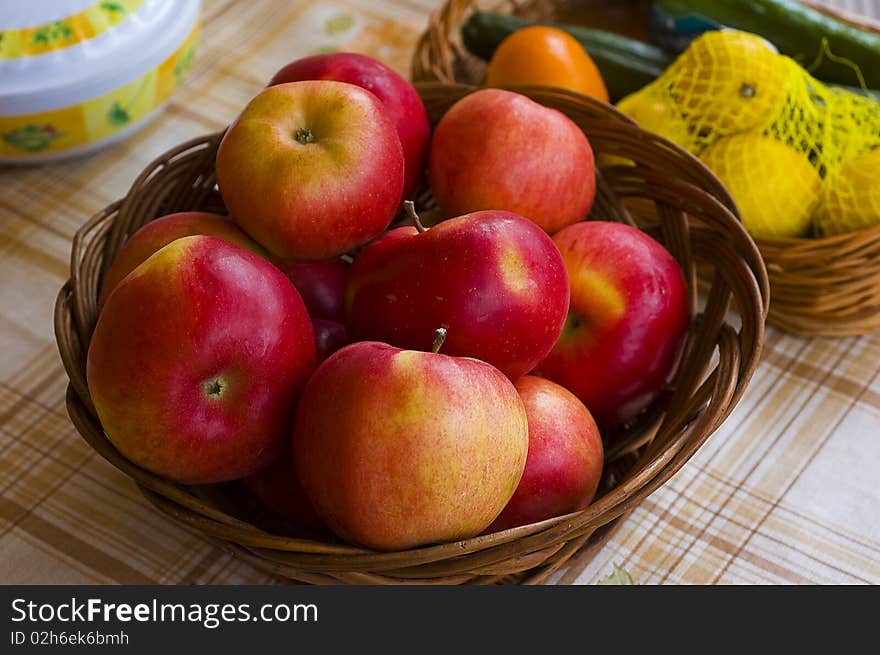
<box><xmin>411</xmin><ymin>0</ymin><xmax>880</xmax><ymax>337</ymax></box>
<box><xmin>55</xmin><ymin>82</ymin><xmax>768</xmax><ymax>584</ymax></box>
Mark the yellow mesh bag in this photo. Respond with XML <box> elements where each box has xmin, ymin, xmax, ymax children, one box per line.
<box><xmin>616</xmin><ymin>29</ymin><xmax>880</xmax><ymax>239</ymax></box>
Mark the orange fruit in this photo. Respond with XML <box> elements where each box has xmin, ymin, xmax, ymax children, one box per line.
<box><xmin>486</xmin><ymin>26</ymin><xmax>609</xmax><ymax>103</ymax></box>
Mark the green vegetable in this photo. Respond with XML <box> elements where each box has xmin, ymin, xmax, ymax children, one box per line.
<box><xmin>653</xmin><ymin>0</ymin><xmax>880</xmax><ymax>89</ymax></box>
<box><xmin>460</xmin><ymin>11</ymin><xmax>673</xmax><ymax>102</ymax></box>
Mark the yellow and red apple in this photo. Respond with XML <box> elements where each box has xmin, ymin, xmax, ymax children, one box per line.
<box><xmin>345</xmin><ymin>209</ymin><xmax>570</xmax><ymax>380</ymax></box>
<box><xmin>535</xmin><ymin>221</ymin><xmax>690</xmax><ymax>428</ymax></box>
<box><xmin>87</xmin><ymin>235</ymin><xmax>317</xmax><ymax>484</ymax></box>
<box><xmin>268</xmin><ymin>52</ymin><xmax>430</xmax><ymax>201</ymax></box>
<box><xmin>428</xmin><ymin>88</ymin><xmax>596</xmax><ymax>234</ymax></box>
<box><xmin>215</xmin><ymin>80</ymin><xmax>404</xmax><ymax>261</ymax></box>
<box><xmin>292</xmin><ymin>339</ymin><xmax>529</xmax><ymax>551</ymax></box>
<box><xmin>98</xmin><ymin>211</ymin><xmax>267</xmax><ymax>308</ymax></box>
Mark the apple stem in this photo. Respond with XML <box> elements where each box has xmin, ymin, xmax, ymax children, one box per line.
<box><xmin>404</xmin><ymin>200</ymin><xmax>428</xmax><ymax>233</ymax></box>
<box><xmin>431</xmin><ymin>327</ymin><xmax>448</xmax><ymax>354</ymax></box>
<box><xmin>203</xmin><ymin>377</ymin><xmax>225</xmax><ymax>398</ymax></box>
<box><xmin>294</xmin><ymin>128</ymin><xmax>316</xmax><ymax>145</ymax></box>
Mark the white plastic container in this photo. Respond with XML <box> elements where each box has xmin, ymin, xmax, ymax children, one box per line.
<box><xmin>0</xmin><ymin>0</ymin><xmax>201</xmax><ymax>164</ymax></box>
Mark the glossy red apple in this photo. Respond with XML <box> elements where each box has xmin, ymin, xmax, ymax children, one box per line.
<box><xmin>276</xmin><ymin>258</ymin><xmax>348</xmax><ymax>323</ymax></box>
<box><xmin>215</xmin><ymin>80</ymin><xmax>404</xmax><ymax>261</ymax></box>
<box><xmin>312</xmin><ymin>318</ymin><xmax>349</xmax><ymax>362</ymax></box>
<box><xmin>87</xmin><ymin>235</ymin><xmax>317</xmax><ymax>484</ymax></box>
<box><xmin>428</xmin><ymin>88</ymin><xmax>596</xmax><ymax>234</ymax></box>
<box><xmin>98</xmin><ymin>211</ymin><xmax>267</xmax><ymax>308</ymax></box>
<box><xmin>535</xmin><ymin>221</ymin><xmax>690</xmax><ymax>428</ymax></box>
<box><xmin>487</xmin><ymin>376</ymin><xmax>604</xmax><ymax>532</ymax></box>
<box><xmin>268</xmin><ymin>52</ymin><xmax>430</xmax><ymax>200</ymax></box>
<box><xmin>345</xmin><ymin>208</ymin><xmax>570</xmax><ymax>380</ymax></box>
<box><xmin>276</xmin><ymin>258</ymin><xmax>350</xmax><ymax>361</ymax></box>
<box><xmin>292</xmin><ymin>337</ymin><xmax>529</xmax><ymax>551</ymax></box>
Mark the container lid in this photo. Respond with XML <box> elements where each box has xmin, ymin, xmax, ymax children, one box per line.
<box><xmin>0</xmin><ymin>0</ymin><xmax>200</xmax><ymax>115</ymax></box>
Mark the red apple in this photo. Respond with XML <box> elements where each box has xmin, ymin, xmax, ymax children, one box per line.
<box><xmin>243</xmin><ymin>448</ymin><xmax>326</xmax><ymax>533</ymax></box>
<box><xmin>86</xmin><ymin>235</ymin><xmax>317</xmax><ymax>484</ymax></box>
<box><xmin>98</xmin><ymin>211</ymin><xmax>267</xmax><ymax>308</ymax></box>
<box><xmin>535</xmin><ymin>221</ymin><xmax>690</xmax><ymax>428</ymax></box>
<box><xmin>274</xmin><ymin>259</ymin><xmax>350</xmax><ymax>361</ymax></box>
<box><xmin>486</xmin><ymin>376</ymin><xmax>604</xmax><ymax>532</ymax></box>
<box><xmin>428</xmin><ymin>88</ymin><xmax>596</xmax><ymax>234</ymax></box>
<box><xmin>275</xmin><ymin>258</ymin><xmax>348</xmax><ymax>323</ymax></box>
<box><xmin>268</xmin><ymin>52</ymin><xmax>430</xmax><ymax>201</ymax></box>
<box><xmin>292</xmin><ymin>338</ymin><xmax>529</xmax><ymax>551</ymax></box>
<box><xmin>312</xmin><ymin>318</ymin><xmax>349</xmax><ymax>362</ymax></box>
<box><xmin>215</xmin><ymin>80</ymin><xmax>404</xmax><ymax>261</ymax></box>
<box><xmin>345</xmin><ymin>209</ymin><xmax>570</xmax><ymax>380</ymax></box>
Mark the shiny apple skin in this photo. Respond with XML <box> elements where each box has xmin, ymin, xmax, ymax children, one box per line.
<box><xmin>275</xmin><ymin>258</ymin><xmax>348</xmax><ymax>323</ymax></box>
<box><xmin>268</xmin><ymin>52</ymin><xmax>430</xmax><ymax>201</ymax></box>
<box><xmin>87</xmin><ymin>235</ymin><xmax>317</xmax><ymax>484</ymax></box>
<box><xmin>292</xmin><ymin>341</ymin><xmax>529</xmax><ymax>551</ymax></box>
<box><xmin>215</xmin><ymin>80</ymin><xmax>404</xmax><ymax>261</ymax></box>
<box><xmin>487</xmin><ymin>376</ymin><xmax>604</xmax><ymax>532</ymax></box>
<box><xmin>428</xmin><ymin>88</ymin><xmax>596</xmax><ymax>234</ymax></box>
<box><xmin>345</xmin><ymin>210</ymin><xmax>570</xmax><ymax>380</ymax></box>
<box><xmin>98</xmin><ymin>211</ymin><xmax>267</xmax><ymax>309</ymax></box>
<box><xmin>535</xmin><ymin>221</ymin><xmax>690</xmax><ymax>428</ymax></box>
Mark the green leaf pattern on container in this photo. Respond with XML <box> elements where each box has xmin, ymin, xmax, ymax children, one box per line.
<box><xmin>2</xmin><ymin>125</ymin><xmax>62</xmax><ymax>152</ymax></box>
<box><xmin>99</xmin><ymin>1</ymin><xmax>126</xmax><ymax>14</ymax></box>
<box><xmin>174</xmin><ymin>44</ymin><xmax>196</xmax><ymax>83</ymax></box>
<box><xmin>31</xmin><ymin>22</ymin><xmax>74</xmax><ymax>46</ymax></box>
<box><xmin>106</xmin><ymin>102</ymin><xmax>131</xmax><ymax>126</ymax></box>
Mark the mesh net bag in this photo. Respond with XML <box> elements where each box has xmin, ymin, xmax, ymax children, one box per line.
<box><xmin>615</xmin><ymin>29</ymin><xmax>880</xmax><ymax>239</ymax></box>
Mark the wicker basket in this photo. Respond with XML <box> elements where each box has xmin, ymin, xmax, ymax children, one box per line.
<box><xmin>412</xmin><ymin>0</ymin><xmax>880</xmax><ymax>337</ymax></box>
<box><xmin>54</xmin><ymin>81</ymin><xmax>768</xmax><ymax>584</ymax></box>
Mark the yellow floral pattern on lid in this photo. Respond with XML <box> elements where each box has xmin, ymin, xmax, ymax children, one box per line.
<box><xmin>0</xmin><ymin>0</ymin><xmax>145</xmax><ymax>59</ymax></box>
<box><xmin>0</xmin><ymin>24</ymin><xmax>197</xmax><ymax>156</ymax></box>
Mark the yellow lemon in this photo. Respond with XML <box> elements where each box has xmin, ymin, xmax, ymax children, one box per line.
<box><xmin>700</xmin><ymin>134</ymin><xmax>821</xmax><ymax>239</ymax></box>
<box><xmin>670</xmin><ymin>30</ymin><xmax>787</xmax><ymax>136</ymax></box>
<box><xmin>816</xmin><ymin>148</ymin><xmax>880</xmax><ymax>236</ymax></box>
<box><xmin>616</xmin><ymin>88</ymin><xmax>694</xmax><ymax>151</ymax></box>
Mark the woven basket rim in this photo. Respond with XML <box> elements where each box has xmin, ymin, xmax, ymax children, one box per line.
<box><xmin>54</xmin><ymin>81</ymin><xmax>769</xmax><ymax>584</ymax></box>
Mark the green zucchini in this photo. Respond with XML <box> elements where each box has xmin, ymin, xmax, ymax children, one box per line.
<box><xmin>460</xmin><ymin>11</ymin><xmax>674</xmax><ymax>102</ymax></box>
<box><xmin>653</xmin><ymin>0</ymin><xmax>880</xmax><ymax>89</ymax></box>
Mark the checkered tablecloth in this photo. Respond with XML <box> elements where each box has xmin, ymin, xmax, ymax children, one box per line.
<box><xmin>2</xmin><ymin>0</ymin><xmax>878</xmax><ymax>585</ymax></box>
